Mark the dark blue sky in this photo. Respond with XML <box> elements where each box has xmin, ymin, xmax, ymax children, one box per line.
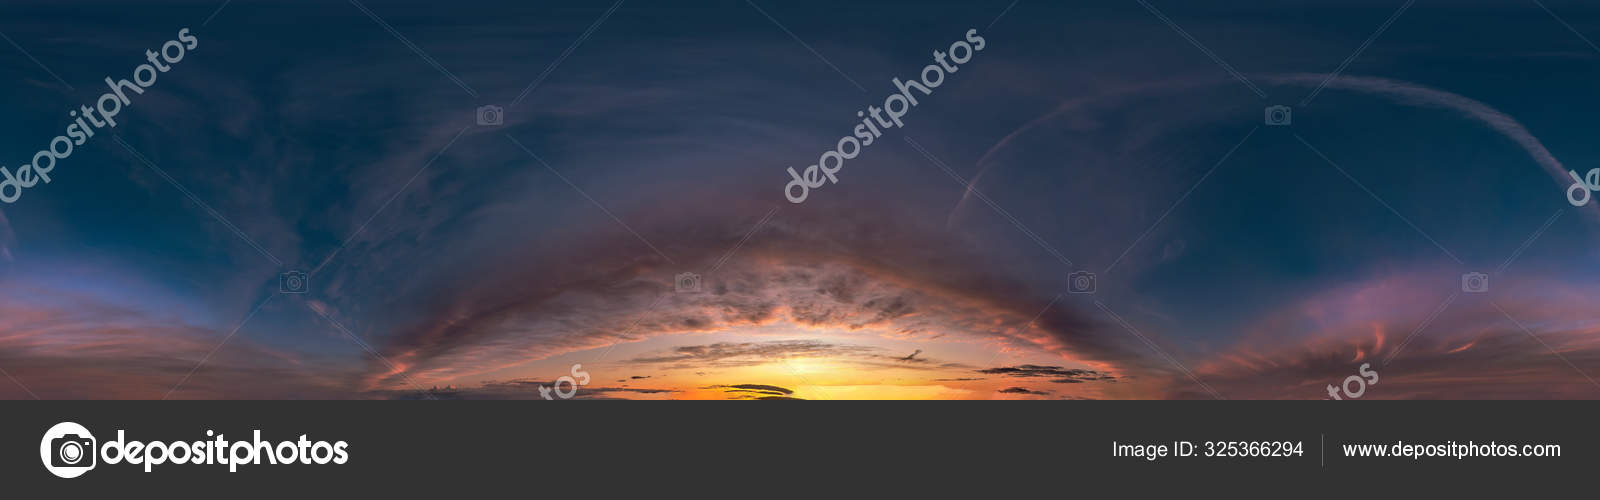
<box><xmin>0</xmin><ymin>0</ymin><xmax>1597</xmax><ymax>399</ymax></box>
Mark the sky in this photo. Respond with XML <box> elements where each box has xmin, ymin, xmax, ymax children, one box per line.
<box><xmin>1</xmin><ymin>0</ymin><xmax>1599</xmax><ymax>400</ymax></box>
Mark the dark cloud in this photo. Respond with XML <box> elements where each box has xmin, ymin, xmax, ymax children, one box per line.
<box><xmin>375</xmin><ymin>379</ymin><xmax>680</xmax><ymax>400</ymax></box>
<box><xmin>627</xmin><ymin>340</ymin><xmax>976</xmax><ymax>374</ymax></box>
<box><xmin>628</xmin><ymin>341</ymin><xmax>878</xmax><ymax>368</ymax></box>
<box><xmin>704</xmin><ymin>384</ymin><xmax>795</xmax><ymax>396</ymax></box>
<box><xmin>595</xmin><ymin>387</ymin><xmax>677</xmax><ymax>395</ymax></box>
<box><xmin>998</xmin><ymin>387</ymin><xmax>1050</xmax><ymax>395</ymax></box>
<box><xmin>704</xmin><ymin>383</ymin><xmax>809</xmax><ymax>400</ymax></box>
<box><xmin>978</xmin><ymin>365</ymin><xmax>1118</xmax><ymax>383</ymax></box>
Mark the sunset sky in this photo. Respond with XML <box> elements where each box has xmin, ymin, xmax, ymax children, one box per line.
<box><xmin>1</xmin><ymin>0</ymin><xmax>1599</xmax><ymax>400</ymax></box>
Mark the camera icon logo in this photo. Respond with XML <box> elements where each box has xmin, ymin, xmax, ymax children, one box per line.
<box><xmin>1264</xmin><ymin>105</ymin><xmax>1292</xmax><ymax>126</ymax></box>
<box><xmin>476</xmin><ymin>105</ymin><xmax>504</xmax><ymax>126</ymax></box>
<box><xmin>1067</xmin><ymin>271</ymin><xmax>1097</xmax><ymax>294</ymax></box>
<box><xmin>675</xmin><ymin>272</ymin><xmax>702</xmax><ymax>293</ymax></box>
<box><xmin>40</xmin><ymin>422</ymin><xmax>96</xmax><ymax>478</ymax></box>
<box><xmin>280</xmin><ymin>270</ymin><xmax>309</xmax><ymax>294</ymax></box>
<box><xmin>1462</xmin><ymin>272</ymin><xmax>1489</xmax><ymax>293</ymax></box>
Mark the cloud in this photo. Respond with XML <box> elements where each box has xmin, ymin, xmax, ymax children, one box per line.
<box><xmin>998</xmin><ymin>387</ymin><xmax>1050</xmax><ymax>395</ymax></box>
<box><xmin>627</xmin><ymin>341</ymin><xmax>879</xmax><ymax>368</ymax></box>
<box><xmin>704</xmin><ymin>384</ymin><xmax>794</xmax><ymax>396</ymax></box>
<box><xmin>137</xmin><ymin>12</ymin><xmax>1192</xmax><ymax>394</ymax></box>
<box><xmin>702</xmin><ymin>384</ymin><xmax>808</xmax><ymax>400</ymax></box>
<box><xmin>17</xmin><ymin>5</ymin><xmax>1594</xmax><ymax>401</ymax></box>
<box><xmin>972</xmin><ymin>72</ymin><xmax>1581</xmax><ymax>219</ymax></box>
<box><xmin>1188</xmin><ymin>273</ymin><xmax>1600</xmax><ymax>399</ymax></box>
<box><xmin>0</xmin><ymin>284</ymin><xmax>347</xmax><ymax>399</ymax></box>
<box><xmin>978</xmin><ymin>365</ymin><xmax>1118</xmax><ymax>383</ymax></box>
<box><xmin>625</xmin><ymin>340</ymin><xmax>976</xmax><ymax>374</ymax></box>
<box><xmin>300</xmin><ymin>133</ymin><xmax>1171</xmax><ymax>388</ymax></box>
<box><xmin>376</xmin><ymin>378</ymin><xmax>681</xmax><ymax>400</ymax></box>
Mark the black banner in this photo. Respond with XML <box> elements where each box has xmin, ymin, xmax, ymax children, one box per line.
<box><xmin>5</xmin><ymin>402</ymin><xmax>1593</xmax><ymax>495</ymax></box>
